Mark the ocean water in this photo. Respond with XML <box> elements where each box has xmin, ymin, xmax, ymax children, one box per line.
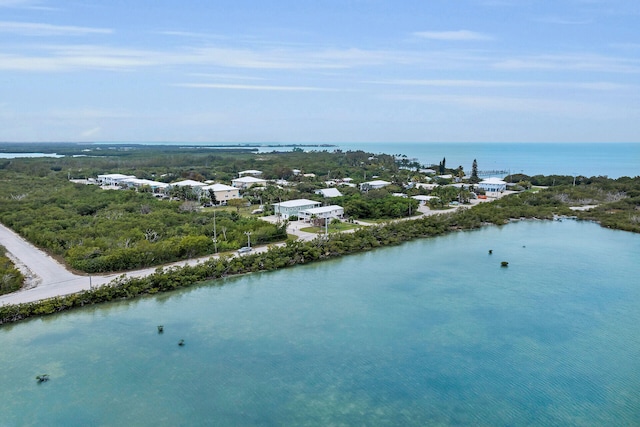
<box><xmin>1</xmin><ymin>220</ymin><xmax>639</xmax><ymax>426</ymax></box>
<box><xmin>329</xmin><ymin>142</ymin><xmax>640</xmax><ymax>179</ymax></box>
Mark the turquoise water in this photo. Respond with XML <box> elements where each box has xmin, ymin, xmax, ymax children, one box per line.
<box><xmin>1</xmin><ymin>220</ymin><xmax>640</xmax><ymax>426</ymax></box>
<box><xmin>333</xmin><ymin>142</ymin><xmax>640</xmax><ymax>178</ymax></box>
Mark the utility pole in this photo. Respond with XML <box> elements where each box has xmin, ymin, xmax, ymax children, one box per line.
<box><xmin>213</xmin><ymin>208</ymin><xmax>218</xmax><ymax>253</ymax></box>
<box><xmin>244</xmin><ymin>231</ymin><xmax>252</xmax><ymax>248</ymax></box>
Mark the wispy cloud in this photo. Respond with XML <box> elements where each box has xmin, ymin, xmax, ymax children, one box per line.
<box><xmin>494</xmin><ymin>53</ymin><xmax>640</xmax><ymax>73</ymax></box>
<box><xmin>0</xmin><ymin>21</ymin><xmax>112</xmax><ymax>36</ymax></box>
<box><xmin>0</xmin><ymin>0</ymin><xmax>55</xmax><ymax>10</ymax></box>
<box><xmin>157</xmin><ymin>30</ymin><xmax>228</xmax><ymax>40</ymax></box>
<box><xmin>187</xmin><ymin>73</ymin><xmax>266</xmax><ymax>81</ymax></box>
<box><xmin>0</xmin><ymin>45</ymin><xmax>155</xmax><ymax>71</ymax></box>
<box><xmin>175</xmin><ymin>82</ymin><xmax>336</xmax><ymax>92</ymax></box>
<box><xmin>385</xmin><ymin>93</ymin><xmax>620</xmax><ymax>117</ymax></box>
<box><xmin>533</xmin><ymin>16</ymin><xmax>592</xmax><ymax>25</ymax></box>
<box><xmin>367</xmin><ymin>79</ymin><xmax>629</xmax><ymax>90</ymax></box>
<box><xmin>413</xmin><ymin>30</ymin><xmax>493</xmax><ymax>41</ymax></box>
<box><xmin>0</xmin><ymin>43</ymin><xmax>436</xmax><ymax>72</ymax></box>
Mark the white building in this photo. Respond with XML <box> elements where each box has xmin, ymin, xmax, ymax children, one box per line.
<box><xmin>201</xmin><ymin>183</ymin><xmax>241</xmax><ymax>204</ymax></box>
<box><xmin>231</xmin><ymin>176</ymin><xmax>268</xmax><ymax>189</ymax></box>
<box><xmin>360</xmin><ymin>180</ymin><xmax>391</xmax><ymax>190</ymax></box>
<box><xmin>315</xmin><ymin>188</ymin><xmax>343</xmax><ymax>198</ymax></box>
<box><xmin>299</xmin><ymin>205</ymin><xmax>344</xmax><ymax>223</ymax></box>
<box><xmin>121</xmin><ymin>178</ymin><xmax>170</xmax><ymax>193</ymax></box>
<box><xmin>479</xmin><ymin>177</ymin><xmax>507</xmax><ymax>193</ymax></box>
<box><xmin>415</xmin><ymin>183</ymin><xmax>437</xmax><ymax>191</ymax></box>
<box><xmin>97</xmin><ymin>174</ymin><xmax>136</xmax><ymax>186</ymax></box>
<box><xmin>273</xmin><ymin>199</ymin><xmax>321</xmax><ymax>219</ymax></box>
<box><xmin>170</xmin><ymin>179</ymin><xmax>207</xmax><ymax>188</ymax></box>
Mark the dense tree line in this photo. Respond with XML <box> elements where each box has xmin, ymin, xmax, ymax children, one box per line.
<box><xmin>0</xmin><ymin>144</ymin><xmax>403</xmax><ymax>186</ymax></box>
<box><xmin>333</xmin><ymin>191</ymin><xmax>420</xmax><ymax>220</ymax></box>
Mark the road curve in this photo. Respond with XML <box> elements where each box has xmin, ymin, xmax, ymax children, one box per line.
<box><xmin>0</xmin><ymin>222</ymin><xmax>281</xmax><ymax>306</ymax></box>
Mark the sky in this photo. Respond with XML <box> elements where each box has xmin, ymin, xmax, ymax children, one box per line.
<box><xmin>1</xmin><ymin>0</ymin><xmax>639</xmax><ymax>143</ymax></box>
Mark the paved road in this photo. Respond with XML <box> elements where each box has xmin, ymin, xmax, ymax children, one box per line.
<box><xmin>0</xmin><ymin>224</ymin><xmax>99</xmax><ymax>305</ymax></box>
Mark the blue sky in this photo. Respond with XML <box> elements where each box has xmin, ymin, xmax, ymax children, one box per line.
<box><xmin>1</xmin><ymin>0</ymin><xmax>639</xmax><ymax>143</ymax></box>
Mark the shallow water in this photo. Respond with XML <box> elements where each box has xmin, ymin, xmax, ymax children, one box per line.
<box><xmin>1</xmin><ymin>220</ymin><xmax>639</xmax><ymax>426</ymax></box>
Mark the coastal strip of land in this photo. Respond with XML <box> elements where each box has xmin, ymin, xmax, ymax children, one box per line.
<box><xmin>0</xmin><ymin>202</ymin><xmax>464</xmax><ymax>307</ymax></box>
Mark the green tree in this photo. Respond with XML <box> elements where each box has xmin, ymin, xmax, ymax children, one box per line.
<box><xmin>470</xmin><ymin>159</ymin><xmax>480</xmax><ymax>184</ymax></box>
<box><xmin>227</xmin><ymin>198</ymin><xmax>245</xmax><ymax>213</ymax></box>
<box><xmin>438</xmin><ymin>157</ymin><xmax>446</xmax><ymax>174</ymax></box>
<box><xmin>207</xmin><ymin>188</ymin><xmax>217</xmax><ymax>205</ymax></box>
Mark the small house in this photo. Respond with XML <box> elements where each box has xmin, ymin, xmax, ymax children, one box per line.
<box><xmin>273</xmin><ymin>199</ymin><xmax>321</xmax><ymax>219</ymax></box>
<box><xmin>478</xmin><ymin>178</ymin><xmax>507</xmax><ymax>193</ymax></box>
<box><xmin>315</xmin><ymin>188</ymin><xmax>343</xmax><ymax>198</ymax></box>
<box><xmin>299</xmin><ymin>205</ymin><xmax>345</xmax><ymax>223</ymax></box>
<box><xmin>231</xmin><ymin>176</ymin><xmax>268</xmax><ymax>189</ymax></box>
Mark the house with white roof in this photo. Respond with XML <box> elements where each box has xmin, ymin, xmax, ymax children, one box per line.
<box><xmin>97</xmin><ymin>174</ymin><xmax>136</xmax><ymax>186</ymax></box>
<box><xmin>170</xmin><ymin>179</ymin><xmax>207</xmax><ymax>188</ymax></box>
<box><xmin>201</xmin><ymin>183</ymin><xmax>241</xmax><ymax>204</ymax></box>
<box><xmin>315</xmin><ymin>188</ymin><xmax>343</xmax><ymax>198</ymax></box>
<box><xmin>415</xmin><ymin>183</ymin><xmax>437</xmax><ymax>191</ymax></box>
<box><xmin>298</xmin><ymin>205</ymin><xmax>344</xmax><ymax>223</ymax></box>
<box><xmin>121</xmin><ymin>178</ymin><xmax>170</xmax><ymax>193</ymax></box>
<box><xmin>273</xmin><ymin>199</ymin><xmax>321</xmax><ymax>219</ymax></box>
<box><xmin>478</xmin><ymin>177</ymin><xmax>507</xmax><ymax>193</ymax></box>
<box><xmin>231</xmin><ymin>176</ymin><xmax>268</xmax><ymax>189</ymax></box>
<box><xmin>359</xmin><ymin>180</ymin><xmax>391</xmax><ymax>190</ymax></box>
<box><xmin>435</xmin><ymin>174</ymin><xmax>454</xmax><ymax>180</ymax></box>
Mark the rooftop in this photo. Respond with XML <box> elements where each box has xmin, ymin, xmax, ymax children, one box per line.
<box><xmin>274</xmin><ymin>199</ymin><xmax>321</xmax><ymax>208</ymax></box>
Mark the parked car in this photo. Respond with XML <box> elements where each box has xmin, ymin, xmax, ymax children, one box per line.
<box><xmin>237</xmin><ymin>246</ymin><xmax>252</xmax><ymax>254</ymax></box>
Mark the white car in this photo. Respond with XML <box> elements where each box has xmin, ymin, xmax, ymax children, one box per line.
<box><xmin>237</xmin><ymin>246</ymin><xmax>252</xmax><ymax>254</ymax></box>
